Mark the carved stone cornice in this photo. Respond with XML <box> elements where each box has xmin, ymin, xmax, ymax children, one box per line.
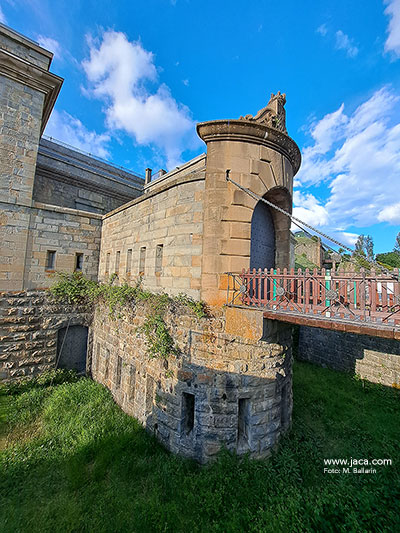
<box><xmin>196</xmin><ymin>119</ymin><xmax>301</xmax><ymax>175</ymax></box>
<box><xmin>0</xmin><ymin>48</ymin><xmax>63</xmax><ymax>134</ymax></box>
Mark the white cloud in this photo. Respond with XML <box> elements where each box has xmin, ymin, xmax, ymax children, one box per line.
<box><xmin>339</xmin><ymin>232</ymin><xmax>359</xmax><ymax>246</ymax></box>
<box><xmin>44</xmin><ymin>109</ymin><xmax>111</xmax><ymax>159</ymax></box>
<box><xmin>384</xmin><ymin>0</ymin><xmax>400</xmax><ymax>57</ymax></box>
<box><xmin>36</xmin><ymin>35</ymin><xmax>61</xmax><ymax>60</ymax></box>
<box><xmin>316</xmin><ymin>24</ymin><xmax>327</xmax><ymax>37</ymax></box>
<box><xmin>378</xmin><ymin>202</ymin><xmax>400</xmax><ymax>223</ymax></box>
<box><xmin>82</xmin><ymin>30</ymin><xmax>199</xmax><ymax>169</ymax></box>
<box><xmin>296</xmin><ymin>104</ymin><xmax>348</xmax><ymax>186</ymax></box>
<box><xmin>296</xmin><ymin>86</ymin><xmax>400</xmax><ymax>232</ymax></box>
<box><xmin>0</xmin><ymin>6</ymin><xmax>6</xmax><ymax>23</ymax></box>
<box><xmin>182</xmin><ymin>79</ymin><xmax>189</xmax><ymax>86</ymax></box>
<box><xmin>292</xmin><ymin>191</ymin><xmax>330</xmax><ymax>228</ymax></box>
<box><xmin>335</xmin><ymin>30</ymin><xmax>359</xmax><ymax>58</ymax></box>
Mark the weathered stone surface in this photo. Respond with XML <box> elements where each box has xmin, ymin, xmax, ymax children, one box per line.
<box><xmin>299</xmin><ymin>326</ymin><xmax>400</xmax><ymax>388</ymax></box>
<box><xmin>0</xmin><ymin>290</ymin><xmax>92</xmax><ymax>380</ymax></box>
<box><xmin>99</xmin><ymin>156</ymin><xmax>206</xmax><ymax>299</ymax></box>
<box><xmin>92</xmin><ymin>302</ymin><xmax>293</xmax><ymax>463</ymax></box>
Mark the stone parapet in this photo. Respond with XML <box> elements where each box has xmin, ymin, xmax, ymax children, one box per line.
<box><xmin>197</xmin><ymin>119</ymin><xmax>301</xmax><ymax>174</ymax></box>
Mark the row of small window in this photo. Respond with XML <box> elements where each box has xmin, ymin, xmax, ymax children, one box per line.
<box><xmin>93</xmin><ymin>345</ymin><xmax>275</xmax><ymax>444</ymax></box>
<box><xmin>105</xmin><ymin>244</ymin><xmax>163</xmax><ymax>276</ymax></box>
<box><xmin>94</xmin><ymin>345</ymin><xmax>195</xmax><ymax>435</ymax></box>
<box><xmin>45</xmin><ymin>250</ymin><xmax>84</xmax><ymax>272</ymax></box>
<box><xmin>96</xmin><ymin>346</ymin><xmax>133</xmax><ymax>393</ymax></box>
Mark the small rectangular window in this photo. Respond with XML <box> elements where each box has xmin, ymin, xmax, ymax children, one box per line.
<box><xmin>182</xmin><ymin>392</ymin><xmax>195</xmax><ymax>435</ymax></box>
<box><xmin>116</xmin><ymin>355</ymin><xmax>122</xmax><ymax>387</ymax></box>
<box><xmin>129</xmin><ymin>364</ymin><xmax>136</xmax><ymax>402</ymax></box>
<box><xmin>45</xmin><ymin>250</ymin><xmax>56</xmax><ymax>271</ymax></box>
<box><xmin>155</xmin><ymin>244</ymin><xmax>163</xmax><ymax>274</ymax></box>
<box><xmin>95</xmin><ymin>342</ymin><xmax>100</xmax><ymax>373</ymax></box>
<box><xmin>145</xmin><ymin>374</ymin><xmax>154</xmax><ymax>415</ymax></box>
<box><xmin>104</xmin><ymin>348</ymin><xmax>110</xmax><ymax>379</ymax></box>
<box><xmin>115</xmin><ymin>251</ymin><xmax>120</xmax><ymax>274</ymax></box>
<box><xmin>238</xmin><ymin>398</ymin><xmax>250</xmax><ymax>448</ymax></box>
<box><xmin>75</xmin><ymin>253</ymin><xmax>83</xmax><ymax>272</ymax></box>
<box><xmin>126</xmin><ymin>249</ymin><xmax>132</xmax><ymax>274</ymax></box>
<box><xmin>105</xmin><ymin>252</ymin><xmax>110</xmax><ymax>274</ymax></box>
<box><xmin>139</xmin><ymin>247</ymin><xmax>146</xmax><ymax>275</ymax></box>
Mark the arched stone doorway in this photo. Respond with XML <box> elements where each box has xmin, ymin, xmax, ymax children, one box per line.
<box><xmin>250</xmin><ymin>188</ymin><xmax>292</xmax><ymax>271</ymax></box>
<box><xmin>56</xmin><ymin>325</ymin><xmax>88</xmax><ymax>373</ymax></box>
<box><xmin>250</xmin><ymin>201</ymin><xmax>275</xmax><ymax>271</ymax></box>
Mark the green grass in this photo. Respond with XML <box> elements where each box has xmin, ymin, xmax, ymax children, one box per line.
<box><xmin>1</xmin><ymin>362</ymin><xmax>399</xmax><ymax>532</ymax></box>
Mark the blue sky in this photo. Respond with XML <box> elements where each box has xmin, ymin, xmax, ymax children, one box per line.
<box><xmin>1</xmin><ymin>0</ymin><xmax>400</xmax><ymax>253</ymax></box>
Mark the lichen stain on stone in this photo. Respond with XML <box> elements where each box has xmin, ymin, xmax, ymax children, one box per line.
<box><xmin>0</xmin><ymin>211</ymin><xmax>8</xmax><ymax>225</ymax></box>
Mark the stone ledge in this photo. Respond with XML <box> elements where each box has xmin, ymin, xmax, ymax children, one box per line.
<box><xmin>33</xmin><ymin>201</ymin><xmax>103</xmax><ymax>219</ymax></box>
<box><xmin>0</xmin><ymin>48</ymin><xmax>63</xmax><ymax>134</ymax></box>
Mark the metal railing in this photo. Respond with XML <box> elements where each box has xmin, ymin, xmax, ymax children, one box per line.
<box><xmin>227</xmin><ymin>268</ymin><xmax>400</xmax><ymax>327</ymax></box>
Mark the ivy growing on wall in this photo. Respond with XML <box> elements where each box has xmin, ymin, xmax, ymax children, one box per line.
<box><xmin>49</xmin><ymin>272</ymin><xmax>208</xmax><ymax>360</ymax></box>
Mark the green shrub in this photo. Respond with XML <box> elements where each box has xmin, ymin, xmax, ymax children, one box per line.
<box><xmin>49</xmin><ymin>273</ymin><xmax>209</xmax><ymax>360</ymax></box>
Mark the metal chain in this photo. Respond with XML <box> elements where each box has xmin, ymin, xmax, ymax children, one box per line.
<box><xmin>225</xmin><ymin>170</ymin><xmax>399</xmax><ymax>280</ymax></box>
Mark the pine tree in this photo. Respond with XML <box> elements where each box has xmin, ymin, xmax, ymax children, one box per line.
<box><xmin>365</xmin><ymin>235</ymin><xmax>374</xmax><ymax>261</ymax></box>
<box><xmin>353</xmin><ymin>235</ymin><xmax>365</xmax><ymax>257</ymax></box>
<box><xmin>394</xmin><ymin>232</ymin><xmax>400</xmax><ymax>255</ymax></box>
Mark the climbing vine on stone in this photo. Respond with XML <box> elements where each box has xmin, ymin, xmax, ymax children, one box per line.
<box><xmin>49</xmin><ymin>272</ymin><xmax>207</xmax><ymax>360</ymax></box>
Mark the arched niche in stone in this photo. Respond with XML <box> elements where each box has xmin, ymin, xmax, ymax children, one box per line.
<box><xmin>250</xmin><ymin>201</ymin><xmax>275</xmax><ymax>271</ymax></box>
<box><xmin>250</xmin><ymin>187</ymin><xmax>292</xmax><ymax>271</ymax></box>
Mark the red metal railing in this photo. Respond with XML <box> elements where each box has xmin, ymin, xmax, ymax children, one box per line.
<box><xmin>227</xmin><ymin>268</ymin><xmax>400</xmax><ymax>327</ymax></box>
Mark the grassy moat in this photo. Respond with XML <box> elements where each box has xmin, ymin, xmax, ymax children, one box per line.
<box><xmin>1</xmin><ymin>361</ymin><xmax>399</xmax><ymax>532</ymax></box>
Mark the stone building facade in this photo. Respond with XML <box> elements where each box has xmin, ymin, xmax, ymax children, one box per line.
<box><xmin>0</xmin><ymin>22</ymin><xmax>303</xmax><ymax>461</ymax></box>
<box><xmin>0</xmin><ymin>24</ymin><xmax>144</xmax><ymax>292</ymax></box>
<box><xmin>294</xmin><ymin>234</ymin><xmax>324</xmax><ymax>268</ymax></box>
<box><xmin>34</xmin><ymin>137</ymin><xmax>143</xmax><ymax>214</ymax></box>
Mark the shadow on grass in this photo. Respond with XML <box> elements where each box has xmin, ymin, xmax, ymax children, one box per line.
<box><xmin>1</xmin><ymin>363</ymin><xmax>399</xmax><ymax>533</ymax></box>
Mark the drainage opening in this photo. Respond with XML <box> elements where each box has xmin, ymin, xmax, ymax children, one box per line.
<box><xmin>238</xmin><ymin>398</ymin><xmax>250</xmax><ymax>449</ymax></box>
<box><xmin>182</xmin><ymin>392</ymin><xmax>195</xmax><ymax>435</ymax></box>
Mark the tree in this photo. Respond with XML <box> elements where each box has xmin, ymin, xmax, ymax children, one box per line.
<box><xmin>394</xmin><ymin>232</ymin><xmax>400</xmax><ymax>255</ymax></box>
<box><xmin>376</xmin><ymin>252</ymin><xmax>400</xmax><ymax>268</ymax></box>
<box><xmin>365</xmin><ymin>235</ymin><xmax>374</xmax><ymax>261</ymax></box>
<box><xmin>352</xmin><ymin>234</ymin><xmax>374</xmax><ymax>265</ymax></box>
<box><xmin>353</xmin><ymin>235</ymin><xmax>366</xmax><ymax>257</ymax></box>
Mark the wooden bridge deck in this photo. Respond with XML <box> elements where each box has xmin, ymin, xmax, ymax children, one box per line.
<box><xmin>227</xmin><ymin>268</ymin><xmax>400</xmax><ymax>340</ymax></box>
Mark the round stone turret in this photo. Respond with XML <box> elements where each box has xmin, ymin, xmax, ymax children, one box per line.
<box><xmin>196</xmin><ymin>94</ymin><xmax>301</xmax><ymax>308</ymax></box>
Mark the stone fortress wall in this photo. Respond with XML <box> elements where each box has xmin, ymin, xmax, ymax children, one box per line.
<box><xmin>0</xmin><ymin>21</ymin><xmax>301</xmax><ymax>460</ymax></box>
<box><xmin>93</xmin><ymin>90</ymin><xmax>300</xmax><ymax>459</ymax></box>
<box><xmin>298</xmin><ymin>326</ymin><xmax>400</xmax><ymax>388</ymax></box>
<box><xmin>34</xmin><ymin>137</ymin><xmax>144</xmax><ymax>214</ymax></box>
<box><xmin>99</xmin><ymin>154</ymin><xmax>206</xmax><ymax>299</ymax></box>
<box><xmin>92</xmin><ymin>303</ymin><xmax>293</xmax><ymax>463</ymax></box>
<box><xmin>0</xmin><ymin>24</ymin><xmax>144</xmax><ymax>292</ymax></box>
<box><xmin>5</xmin><ymin>20</ymin><xmax>398</xmax><ymax>464</ymax></box>
<box><xmin>0</xmin><ymin>290</ymin><xmax>92</xmax><ymax>380</ymax></box>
